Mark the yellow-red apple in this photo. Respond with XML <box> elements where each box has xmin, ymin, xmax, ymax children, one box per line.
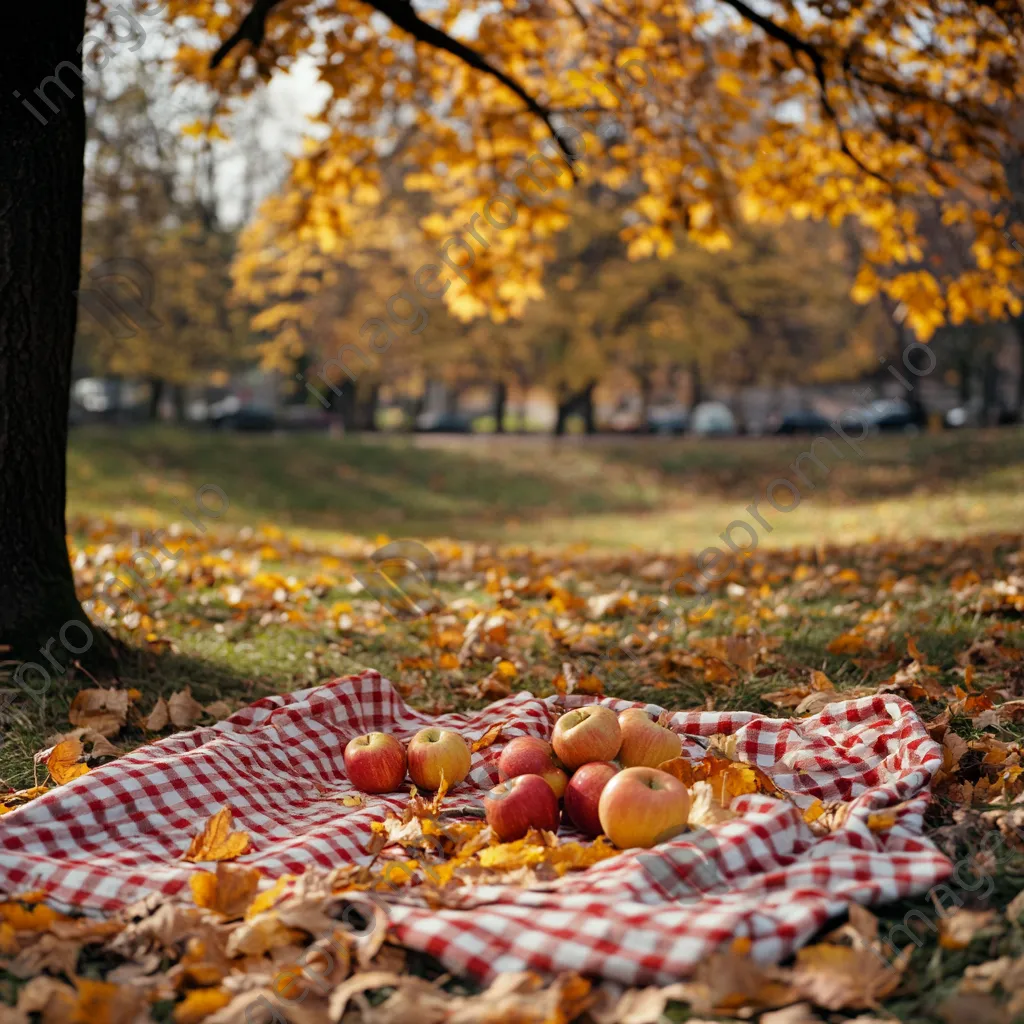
<box><xmin>598</xmin><ymin>766</ymin><xmax>691</xmax><ymax>849</ymax></box>
<box><xmin>406</xmin><ymin>728</ymin><xmax>471</xmax><ymax>790</ymax></box>
<box><xmin>498</xmin><ymin>737</ymin><xmax>568</xmax><ymax>797</ymax></box>
<box><xmin>343</xmin><ymin>732</ymin><xmax>407</xmax><ymax>793</ymax></box>
<box><xmin>551</xmin><ymin>705</ymin><xmax>621</xmax><ymax>769</ymax></box>
<box><xmin>483</xmin><ymin>774</ymin><xmax>560</xmax><ymax>841</ymax></box>
<box><xmin>618</xmin><ymin>708</ymin><xmax>683</xmax><ymax>768</ymax></box>
<box><xmin>564</xmin><ymin>761</ymin><xmax>618</xmax><ymax>836</ymax></box>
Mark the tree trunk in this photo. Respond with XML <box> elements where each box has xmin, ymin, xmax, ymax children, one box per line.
<box><xmin>957</xmin><ymin>350</ymin><xmax>972</xmax><ymax>405</ymax></box>
<box><xmin>981</xmin><ymin>349</ymin><xmax>999</xmax><ymax>426</ymax></box>
<box><xmin>690</xmin><ymin>359</ymin><xmax>703</xmax><ymax>407</ymax></box>
<box><xmin>1013</xmin><ymin>316</ymin><xmax>1024</xmax><ymax>422</ymax></box>
<box><xmin>148</xmin><ymin>378</ymin><xmax>165</xmax><ymax>421</ymax></box>
<box><xmin>493</xmin><ymin>379</ymin><xmax>507</xmax><ymax>433</ymax></box>
<box><xmin>172</xmin><ymin>384</ymin><xmax>187</xmax><ymax>423</ymax></box>
<box><xmin>357</xmin><ymin>381</ymin><xmax>380</xmax><ymax>431</ymax></box>
<box><xmin>0</xmin><ymin>3</ymin><xmax>116</xmax><ymax>667</ymax></box>
<box><xmin>553</xmin><ymin>381</ymin><xmax>597</xmax><ymax>436</ymax></box>
<box><xmin>636</xmin><ymin>372</ymin><xmax>652</xmax><ymax>432</ymax></box>
<box><xmin>581</xmin><ymin>381</ymin><xmax>596</xmax><ymax>434</ymax></box>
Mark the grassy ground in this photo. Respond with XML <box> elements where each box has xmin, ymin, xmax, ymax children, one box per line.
<box><xmin>3</xmin><ymin>426</ymin><xmax>1024</xmax><ymax>1020</ymax></box>
<box><xmin>66</xmin><ymin>425</ymin><xmax>1024</xmax><ymax>548</ymax></box>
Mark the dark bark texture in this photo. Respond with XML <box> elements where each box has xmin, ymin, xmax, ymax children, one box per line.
<box><xmin>0</xmin><ymin>5</ymin><xmax>107</xmax><ymax>665</ymax></box>
<box><xmin>493</xmin><ymin>379</ymin><xmax>507</xmax><ymax>433</ymax></box>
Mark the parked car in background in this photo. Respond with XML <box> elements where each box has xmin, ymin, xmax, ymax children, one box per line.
<box><xmin>646</xmin><ymin>404</ymin><xmax>689</xmax><ymax>435</ymax></box>
<box><xmin>863</xmin><ymin>397</ymin><xmax>921</xmax><ymax>434</ymax></box>
<box><xmin>690</xmin><ymin>401</ymin><xmax>737</xmax><ymax>437</ymax></box>
<box><xmin>415</xmin><ymin>410</ymin><xmax>474</xmax><ymax>433</ymax></box>
<box><xmin>209</xmin><ymin>396</ymin><xmax>277</xmax><ymax>431</ymax></box>
<box><xmin>773</xmin><ymin>410</ymin><xmax>832</xmax><ymax>435</ymax></box>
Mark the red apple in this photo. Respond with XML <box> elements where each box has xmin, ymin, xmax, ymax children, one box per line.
<box><xmin>598</xmin><ymin>766</ymin><xmax>691</xmax><ymax>849</ymax></box>
<box><xmin>617</xmin><ymin>708</ymin><xmax>683</xmax><ymax>768</ymax></box>
<box><xmin>483</xmin><ymin>774</ymin><xmax>560</xmax><ymax>841</ymax></box>
<box><xmin>498</xmin><ymin>737</ymin><xmax>569</xmax><ymax>797</ymax></box>
<box><xmin>564</xmin><ymin>761</ymin><xmax>619</xmax><ymax>836</ymax></box>
<box><xmin>551</xmin><ymin>705</ymin><xmax>621</xmax><ymax>769</ymax></box>
<box><xmin>343</xmin><ymin>732</ymin><xmax>407</xmax><ymax>793</ymax></box>
<box><xmin>406</xmin><ymin>728</ymin><xmax>471</xmax><ymax>791</ymax></box>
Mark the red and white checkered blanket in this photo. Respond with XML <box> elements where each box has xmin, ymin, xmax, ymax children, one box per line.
<box><xmin>0</xmin><ymin>671</ymin><xmax>950</xmax><ymax>985</ymax></box>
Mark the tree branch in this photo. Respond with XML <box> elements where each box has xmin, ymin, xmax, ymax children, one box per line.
<box><xmin>210</xmin><ymin>0</ymin><xmax>578</xmax><ymax>174</ymax></box>
<box><xmin>718</xmin><ymin>0</ymin><xmax>887</xmax><ymax>184</ymax></box>
<box><xmin>210</xmin><ymin>0</ymin><xmax>284</xmax><ymax>68</ymax></box>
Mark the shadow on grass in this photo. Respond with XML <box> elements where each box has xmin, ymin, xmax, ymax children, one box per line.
<box><xmin>0</xmin><ymin>644</ymin><xmax>290</xmax><ymax>791</ymax></box>
<box><xmin>68</xmin><ymin>426</ymin><xmax>1024</xmax><ymax>544</ymax></box>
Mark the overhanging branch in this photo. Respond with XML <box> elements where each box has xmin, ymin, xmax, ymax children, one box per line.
<box><xmin>718</xmin><ymin>0</ymin><xmax>887</xmax><ymax>184</ymax></box>
<box><xmin>210</xmin><ymin>0</ymin><xmax>578</xmax><ymax>172</ymax></box>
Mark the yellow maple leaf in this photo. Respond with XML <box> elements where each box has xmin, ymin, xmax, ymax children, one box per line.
<box><xmin>173</xmin><ymin>988</ymin><xmax>233</xmax><ymax>1024</ymax></box>
<box><xmin>46</xmin><ymin>739</ymin><xmax>90</xmax><ymax>785</ymax></box>
<box><xmin>183</xmin><ymin>807</ymin><xmax>251</xmax><ymax>863</ymax></box>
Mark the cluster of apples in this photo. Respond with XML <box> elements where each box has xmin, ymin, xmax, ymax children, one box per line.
<box><xmin>343</xmin><ymin>727</ymin><xmax>471</xmax><ymax>793</ymax></box>
<box><xmin>485</xmin><ymin>706</ymin><xmax>692</xmax><ymax>849</ymax></box>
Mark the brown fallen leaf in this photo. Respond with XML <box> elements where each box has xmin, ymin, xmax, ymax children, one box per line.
<box><xmin>169</xmin><ymin>688</ymin><xmax>205</xmax><ymax>729</ymax></box>
<box><xmin>204</xmin><ymin>701</ymin><xmax>233</xmax><ymax>722</ymax></box>
<box><xmin>183</xmin><ymin>808</ymin><xmax>251</xmax><ymax>863</ymax></box>
<box><xmin>937</xmin><ymin>908</ymin><xmax>1001</xmax><ymax>950</ymax></box>
<box><xmin>590</xmin><ymin>983</ymin><xmax>693</xmax><ymax>1024</ymax></box>
<box><xmin>45</xmin><ymin>740</ymin><xmax>89</xmax><ymax>786</ymax></box>
<box><xmin>45</xmin><ymin>728</ymin><xmax>119</xmax><ymax>760</ymax></box>
<box><xmin>686</xmin><ymin>949</ymin><xmax>796</xmax><ymax>1015</ymax></box>
<box><xmin>760</xmin><ymin>1005</ymin><xmax>825</xmax><ymax>1024</ymax></box>
<box><xmin>792</xmin><ymin>943</ymin><xmax>910</xmax><ymax>1010</ymax></box>
<box><xmin>67</xmin><ymin>687</ymin><xmax>129</xmax><ymax>738</ymax></box>
<box><xmin>144</xmin><ymin>698</ymin><xmax>170</xmax><ymax>732</ymax></box>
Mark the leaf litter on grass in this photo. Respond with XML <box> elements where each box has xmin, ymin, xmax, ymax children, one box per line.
<box><xmin>2</xmin><ymin>522</ymin><xmax>1024</xmax><ymax>1018</ymax></box>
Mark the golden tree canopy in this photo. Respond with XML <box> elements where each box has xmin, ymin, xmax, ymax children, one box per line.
<box><xmin>116</xmin><ymin>0</ymin><xmax>1024</xmax><ymax>345</ymax></box>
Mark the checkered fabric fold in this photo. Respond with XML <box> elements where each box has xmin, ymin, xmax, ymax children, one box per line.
<box><xmin>0</xmin><ymin>671</ymin><xmax>950</xmax><ymax>985</ymax></box>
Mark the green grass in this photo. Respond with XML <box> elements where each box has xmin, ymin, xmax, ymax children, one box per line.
<box><xmin>66</xmin><ymin>425</ymin><xmax>1024</xmax><ymax>549</ymax></box>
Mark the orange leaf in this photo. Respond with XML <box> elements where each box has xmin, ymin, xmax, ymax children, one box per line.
<box><xmin>866</xmin><ymin>811</ymin><xmax>897</xmax><ymax>832</ymax></box>
<box><xmin>826</xmin><ymin>633</ymin><xmax>866</xmax><ymax>656</ymax></box>
<box><xmin>183</xmin><ymin>807</ymin><xmax>251</xmax><ymax>863</ymax></box>
<box><xmin>173</xmin><ymin>988</ymin><xmax>233</xmax><ymax>1024</ymax></box>
<box><xmin>658</xmin><ymin>756</ymin><xmax>699</xmax><ymax>788</ymax></box>
<box><xmin>189</xmin><ymin>862</ymin><xmax>262</xmax><ymax>918</ymax></box>
<box><xmin>471</xmin><ymin>722</ymin><xmax>503</xmax><ymax>752</ymax></box>
<box><xmin>46</xmin><ymin>739</ymin><xmax>90</xmax><ymax>785</ymax></box>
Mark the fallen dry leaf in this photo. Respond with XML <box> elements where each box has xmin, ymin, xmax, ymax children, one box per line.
<box><xmin>189</xmin><ymin>863</ymin><xmax>262</xmax><ymax>919</ymax></box>
<box><xmin>169</xmin><ymin>688</ymin><xmax>205</xmax><ymax>729</ymax></box>
<box><xmin>67</xmin><ymin>687</ymin><xmax>129</xmax><ymax>738</ymax></box>
<box><xmin>792</xmin><ymin>943</ymin><xmax>910</xmax><ymax>1010</ymax></box>
<box><xmin>45</xmin><ymin>728</ymin><xmax>119</xmax><ymax>760</ymax></box>
<box><xmin>183</xmin><ymin>808</ymin><xmax>251</xmax><ymax>863</ymax></box>
<box><xmin>204</xmin><ymin>701</ymin><xmax>232</xmax><ymax>722</ymax></box>
<box><xmin>144</xmin><ymin>697</ymin><xmax>170</xmax><ymax>732</ymax></box>
<box><xmin>173</xmin><ymin>987</ymin><xmax>233</xmax><ymax>1024</ymax></box>
<box><xmin>937</xmin><ymin>908</ymin><xmax>1001</xmax><ymax>950</ymax></box>
<box><xmin>45</xmin><ymin>740</ymin><xmax>90</xmax><ymax>786</ymax></box>
<box><xmin>470</xmin><ymin>722</ymin><xmax>503</xmax><ymax>752</ymax></box>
